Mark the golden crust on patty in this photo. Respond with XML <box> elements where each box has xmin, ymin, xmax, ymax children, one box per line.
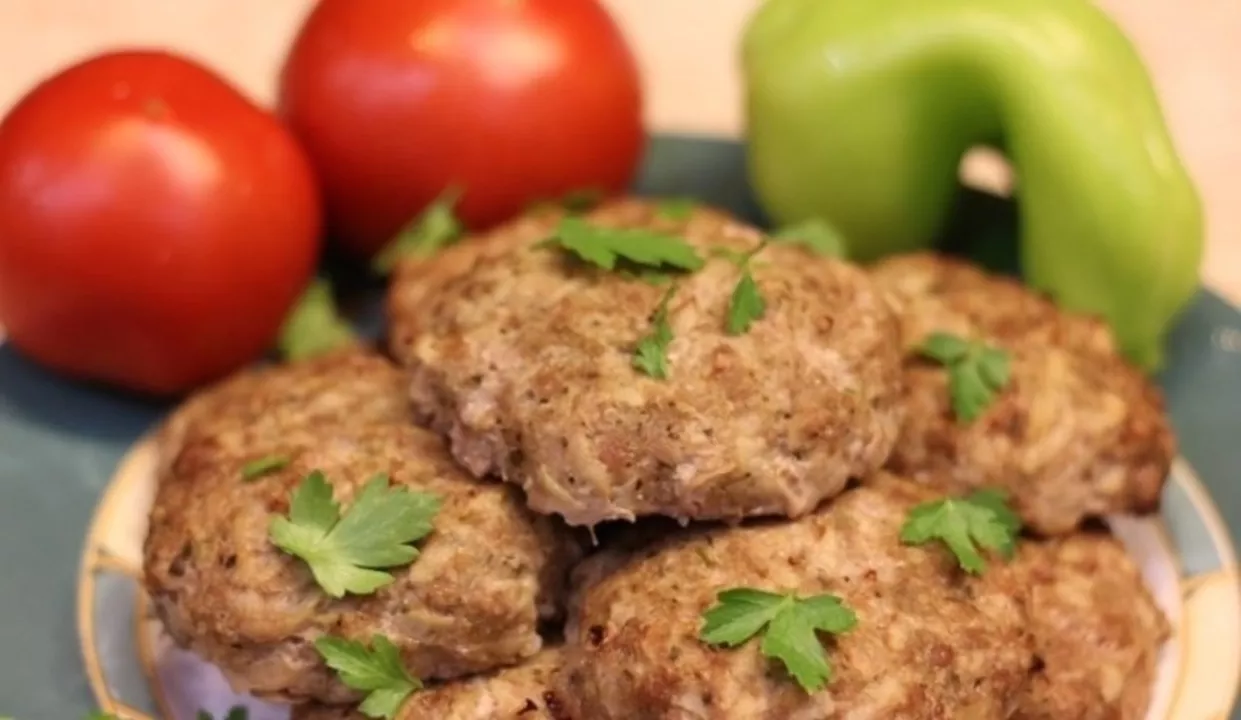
<box><xmin>870</xmin><ymin>253</ymin><xmax>1174</xmax><ymax>535</ymax></box>
<box><xmin>387</xmin><ymin>199</ymin><xmax>905</xmax><ymax>527</ymax></box>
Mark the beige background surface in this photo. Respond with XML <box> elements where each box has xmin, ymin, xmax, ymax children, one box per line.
<box><xmin>0</xmin><ymin>0</ymin><xmax>1237</xmax><ymax>301</ymax></box>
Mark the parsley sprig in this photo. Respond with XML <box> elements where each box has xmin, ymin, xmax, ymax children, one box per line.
<box><xmin>269</xmin><ymin>472</ymin><xmax>441</xmax><ymax>598</ymax></box>
<box><xmin>549</xmin><ymin>216</ymin><xmax>705</xmax><ymax>272</ymax></box>
<box><xmin>700</xmin><ymin>588</ymin><xmax>857</xmax><ymax>693</ymax></box>
<box><xmin>317</xmin><ymin>634</ymin><xmax>421</xmax><ymax>719</ymax></box>
<box><xmin>633</xmin><ymin>284</ymin><xmax>678</xmax><ymax>379</ymax></box>
<box><xmin>544</xmin><ymin>216</ymin><xmax>704</xmax><ymax>379</ymax></box>
<box><xmin>277</xmin><ymin>279</ymin><xmax>358</xmax><ymax>362</ymax></box>
<box><xmin>373</xmin><ymin>189</ymin><xmax>464</xmax><ymax>274</ymax></box>
<box><xmin>900</xmin><ymin>489</ymin><xmax>1022</xmax><ymax>573</ymax></box>
<box><xmin>542</xmin><ymin>206</ymin><xmax>848</xmax><ymax>378</ymax></box>
<box><xmin>918</xmin><ymin>332</ymin><xmax>1012</xmax><ymax>422</ymax></box>
<box><xmin>655</xmin><ymin>197</ymin><xmax>697</xmax><ymax>221</ymax></box>
<box><xmin>725</xmin><ymin>240</ymin><xmax>770</xmax><ymax>335</ymax></box>
<box><xmin>241</xmin><ymin>455</ymin><xmax>290</xmax><ymax>482</ymax></box>
<box><xmin>721</xmin><ymin>220</ymin><xmax>845</xmax><ymax>336</ymax></box>
<box><xmin>771</xmin><ymin>219</ymin><xmax>847</xmax><ymax>258</ymax></box>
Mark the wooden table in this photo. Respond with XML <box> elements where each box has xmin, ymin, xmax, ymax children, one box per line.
<box><xmin>1</xmin><ymin>0</ymin><xmax>1237</xmax><ymax>302</ymax></box>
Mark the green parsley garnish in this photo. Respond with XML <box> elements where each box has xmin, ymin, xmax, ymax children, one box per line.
<box><xmin>241</xmin><ymin>455</ymin><xmax>290</xmax><ymax>482</ymax></box>
<box><xmin>548</xmin><ymin>216</ymin><xmax>705</xmax><ymax>272</ymax></box>
<box><xmin>316</xmin><ymin>634</ymin><xmax>421</xmax><ymax>719</ymax></box>
<box><xmin>277</xmin><ymin>278</ymin><xmax>358</xmax><ymax>363</ymax></box>
<box><xmin>900</xmin><ymin>489</ymin><xmax>1022</xmax><ymax>573</ymax></box>
<box><xmin>772</xmin><ymin>218</ymin><xmax>847</xmax><ymax>258</ymax></box>
<box><xmin>725</xmin><ymin>240</ymin><xmax>770</xmax><ymax>335</ymax></box>
<box><xmin>700</xmin><ymin>588</ymin><xmax>857</xmax><ymax>693</ymax></box>
<box><xmin>269</xmin><ymin>472</ymin><xmax>441</xmax><ymax>598</ymax></box>
<box><xmin>655</xmin><ymin>197</ymin><xmax>697</xmax><ymax>220</ymax></box>
<box><xmin>918</xmin><ymin>332</ymin><xmax>1012</xmax><ymax>423</ymax></box>
<box><xmin>372</xmin><ymin>189</ymin><xmax>464</xmax><ymax>274</ymax></box>
<box><xmin>633</xmin><ymin>284</ymin><xmax>678</xmax><ymax>379</ymax></box>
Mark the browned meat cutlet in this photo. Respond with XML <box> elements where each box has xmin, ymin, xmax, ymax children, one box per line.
<box><xmin>143</xmin><ymin>350</ymin><xmax>581</xmax><ymax>704</ymax></box>
<box><xmin>291</xmin><ymin>646</ymin><xmax>565</xmax><ymax>720</ymax></box>
<box><xmin>869</xmin><ymin>253</ymin><xmax>1174</xmax><ymax>535</ymax></box>
<box><xmin>1001</xmin><ymin>531</ymin><xmax>1169</xmax><ymax>720</ymax></box>
<box><xmin>154</xmin><ymin>349</ymin><xmax>410</xmax><ymax>477</ymax></box>
<box><xmin>552</xmin><ymin>474</ymin><xmax>1035</xmax><ymax>719</ymax></box>
<box><xmin>386</xmin><ymin>198</ymin><xmax>905</xmax><ymax>527</ymax></box>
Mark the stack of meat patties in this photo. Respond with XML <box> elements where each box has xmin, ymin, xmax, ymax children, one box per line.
<box><xmin>144</xmin><ymin>199</ymin><xmax>1173</xmax><ymax>720</ymax></box>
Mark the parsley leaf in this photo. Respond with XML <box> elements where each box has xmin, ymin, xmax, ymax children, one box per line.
<box><xmin>633</xmin><ymin>284</ymin><xmax>678</xmax><ymax>379</ymax></box>
<box><xmin>316</xmin><ymin>634</ymin><xmax>422</xmax><ymax>719</ymax></box>
<box><xmin>373</xmin><ymin>189</ymin><xmax>464</xmax><ymax>274</ymax></box>
<box><xmin>726</xmin><ymin>271</ymin><xmax>766</xmax><ymax>335</ymax></box>
<box><xmin>900</xmin><ymin>490</ymin><xmax>1022</xmax><ymax>573</ymax></box>
<box><xmin>549</xmin><ymin>216</ymin><xmax>705</xmax><ymax>272</ymax></box>
<box><xmin>917</xmin><ymin>333</ymin><xmax>1012</xmax><ymax>423</ymax></box>
<box><xmin>269</xmin><ymin>472</ymin><xmax>441</xmax><ymax>598</ymax></box>
<box><xmin>84</xmin><ymin>715</ymin><xmax>120</xmax><ymax>720</ymax></box>
<box><xmin>967</xmin><ymin>488</ymin><xmax>1023</xmax><ymax>534</ymax></box>
<box><xmin>772</xmin><ymin>219</ymin><xmax>847</xmax><ymax>258</ymax></box>
<box><xmin>656</xmin><ymin>197</ymin><xmax>697</xmax><ymax>220</ymax></box>
<box><xmin>701</xmin><ymin>588</ymin><xmax>857</xmax><ymax>693</ymax></box>
<box><xmin>277</xmin><ymin>279</ymin><xmax>358</xmax><ymax>363</ymax></box>
<box><xmin>241</xmin><ymin>455</ymin><xmax>290</xmax><ymax>482</ymax></box>
<box><xmin>723</xmin><ymin>239</ymin><xmax>771</xmax><ymax>335</ymax></box>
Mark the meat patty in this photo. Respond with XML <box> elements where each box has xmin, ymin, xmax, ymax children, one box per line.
<box><xmin>154</xmin><ymin>349</ymin><xmax>410</xmax><ymax>476</ymax></box>
<box><xmin>869</xmin><ymin>253</ymin><xmax>1174</xmax><ymax>535</ymax></box>
<box><xmin>291</xmin><ymin>646</ymin><xmax>564</xmax><ymax>720</ymax></box>
<box><xmin>553</xmin><ymin>474</ymin><xmax>1035</xmax><ymax>719</ymax></box>
<box><xmin>1004</xmin><ymin>532</ymin><xmax>1169</xmax><ymax>719</ymax></box>
<box><xmin>143</xmin><ymin>351</ymin><xmax>581</xmax><ymax>704</ymax></box>
<box><xmin>387</xmin><ymin>198</ymin><xmax>904</xmax><ymax>526</ymax></box>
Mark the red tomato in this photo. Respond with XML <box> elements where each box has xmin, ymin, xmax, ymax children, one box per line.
<box><xmin>0</xmin><ymin>50</ymin><xmax>322</xmax><ymax>395</ymax></box>
<box><xmin>279</xmin><ymin>0</ymin><xmax>644</xmax><ymax>258</ymax></box>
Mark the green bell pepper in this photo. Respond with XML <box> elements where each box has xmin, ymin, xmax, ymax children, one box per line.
<box><xmin>743</xmin><ymin>0</ymin><xmax>1203</xmax><ymax>371</ymax></box>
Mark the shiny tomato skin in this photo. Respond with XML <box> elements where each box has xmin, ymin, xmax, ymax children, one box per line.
<box><xmin>279</xmin><ymin>0</ymin><xmax>644</xmax><ymax>258</ymax></box>
<box><xmin>0</xmin><ymin>50</ymin><xmax>321</xmax><ymax>396</ymax></box>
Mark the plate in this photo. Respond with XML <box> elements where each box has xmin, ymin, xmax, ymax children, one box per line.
<box><xmin>0</xmin><ymin>135</ymin><xmax>1236</xmax><ymax>719</ymax></box>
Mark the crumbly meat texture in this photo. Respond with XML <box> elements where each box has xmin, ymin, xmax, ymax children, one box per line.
<box><xmin>387</xmin><ymin>199</ymin><xmax>904</xmax><ymax>526</ymax></box>
<box><xmin>292</xmin><ymin>647</ymin><xmax>565</xmax><ymax>720</ymax></box>
<box><xmin>143</xmin><ymin>355</ymin><xmax>580</xmax><ymax>704</ymax></box>
<box><xmin>154</xmin><ymin>349</ymin><xmax>411</xmax><ymax>476</ymax></box>
<box><xmin>1005</xmin><ymin>532</ymin><xmax>1169</xmax><ymax>720</ymax></box>
<box><xmin>869</xmin><ymin>253</ymin><xmax>1174</xmax><ymax>535</ymax></box>
<box><xmin>552</xmin><ymin>474</ymin><xmax>1035</xmax><ymax>719</ymax></box>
